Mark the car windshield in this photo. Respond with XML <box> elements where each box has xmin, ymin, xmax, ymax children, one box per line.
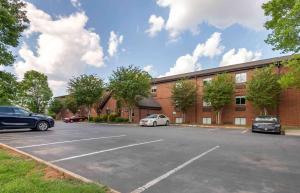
<box><xmin>146</xmin><ymin>114</ymin><xmax>157</xmax><ymax>118</ymax></box>
<box><xmin>255</xmin><ymin>117</ymin><xmax>278</xmax><ymax>122</ymax></box>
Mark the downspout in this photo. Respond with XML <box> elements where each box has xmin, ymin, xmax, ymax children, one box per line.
<box><xmin>275</xmin><ymin>61</ymin><xmax>281</xmax><ymax>118</ymax></box>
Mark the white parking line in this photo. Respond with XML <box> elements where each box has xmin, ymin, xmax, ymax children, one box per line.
<box><xmin>208</xmin><ymin>128</ymin><xmax>219</xmax><ymax>132</ymax></box>
<box><xmin>241</xmin><ymin>129</ymin><xmax>248</xmax><ymax>134</ymax></box>
<box><xmin>130</xmin><ymin>145</ymin><xmax>220</xmax><ymax>193</ymax></box>
<box><xmin>16</xmin><ymin>135</ymin><xmax>126</xmax><ymax>149</ymax></box>
<box><xmin>50</xmin><ymin>139</ymin><xmax>164</xmax><ymax>163</ymax></box>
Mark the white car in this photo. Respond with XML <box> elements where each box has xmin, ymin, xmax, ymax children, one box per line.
<box><xmin>139</xmin><ymin>114</ymin><xmax>170</xmax><ymax>126</ymax></box>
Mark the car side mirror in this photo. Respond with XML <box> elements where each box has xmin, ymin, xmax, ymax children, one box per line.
<box><xmin>29</xmin><ymin>113</ymin><xmax>32</xmax><ymax>116</ymax></box>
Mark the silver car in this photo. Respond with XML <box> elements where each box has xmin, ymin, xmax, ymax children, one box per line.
<box><xmin>139</xmin><ymin>114</ymin><xmax>170</xmax><ymax>127</ymax></box>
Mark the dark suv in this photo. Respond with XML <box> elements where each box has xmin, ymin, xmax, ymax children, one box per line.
<box><xmin>0</xmin><ymin>106</ymin><xmax>54</xmax><ymax>131</ymax></box>
<box><xmin>252</xmin><ymin>116</ymin><xmax>281</xmax><ymax>134</ymax></box>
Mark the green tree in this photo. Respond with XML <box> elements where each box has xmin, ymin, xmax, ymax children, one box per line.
<box><xmin>262</xmin><ymin>0</ymin><xmax>300</xmax><ymax>88</ymax></box>
<box><xmin>68</xmin><ymin>74</ymin><xmax>104</xmax><ymax>119</ymax></box>
<box><xmin>203</xmin><ymin>73</ymin><xmax>234</xmax><ymax>125</ymax></box>
<box><xmin>18</xmin><ymin>70</ymin><xmax>53</xmax><ymax>113</ymax></box>
<box><xmin>0</xmin><ymin>71</ymin><xmax>17</xmax><ymax>105</ymax></box>
<box><xmin>0</xmin><ymin>0</ymin><xmax>29</xmax><ymax>66</ymax></box>
<box><xmin>246</xmin><ymin>66</ymin><xmax>281</xmax><ymax>115</ymax></box>
<box><xmin>65</xmin><ymin>95</ymin><xmax>78</xmax><ymax>114</ymax></box>
<box><xmin>109</xmin><ymin>65</ymin><xmax>151</xmax><ymax>122</ymax></box>
<box><xmin>48</xmin><ymin>98</ymin><xmax>64</xmax><ymax>115</ymax></box>
<box><xmin>262</xmin><ymin>0</ymin><xmax>300</xmax><ymax>53</ymax></box>
<box><xmin>171</xmin><ymin>79</ymin><xmax>197</xmax><ymax>123</ymax></box>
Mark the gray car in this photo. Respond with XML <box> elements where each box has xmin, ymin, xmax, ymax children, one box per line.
<box><xmin>252</xmin><ymin>116</ymin><xmax>281</xmax><ymax>134</ymax></box>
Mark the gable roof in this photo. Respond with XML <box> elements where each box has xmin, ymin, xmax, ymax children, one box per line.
<box><xmin>152</xmin><ymin>55</ymin><xmax>290</xmax><ymax>84</ymax></box>
<box><xmin>137</xmin><ymin>97</ymin><xmax>161</xmax><ymax>109</ymax></box>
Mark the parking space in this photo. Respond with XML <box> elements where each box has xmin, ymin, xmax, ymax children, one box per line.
<box><xmin>1</xmin><ymin>122</ymin><xmax>300</xmax><ymax>193</ymax></box>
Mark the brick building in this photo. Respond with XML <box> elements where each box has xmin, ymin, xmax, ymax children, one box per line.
<box><xmin>57</xmin><ymin>55</ymin><xmax>300</xmax><ymax>126</ymax></box>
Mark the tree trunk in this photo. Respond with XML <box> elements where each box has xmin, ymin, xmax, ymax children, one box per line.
<box><xmin>263</xmin><ymin>107</ymin><xmax>268</xmax><ymax>116</ymax></box>
<box><xmin>216</xmin><ymin>110</ymin><xmax>222</xmax><ymax>125</ymax></box>
<box><xmin>87</xmin><ymin>105</ymin><xmax>91</xmax><ymax>120</ymax></box>
<box><xmin>182</xmin><ymin>112</ymin><xmax>186</xmax><ymax>123</ymax></box>
<box><xmin>128</xmin><ymin>107</ymin><xmax>132</xmax><ymax>123</ymax></box>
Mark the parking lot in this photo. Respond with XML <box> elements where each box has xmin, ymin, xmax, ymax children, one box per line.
<box><xmin>1</xmin><ymin>122</ymin><xmax>300</xmax><ymax>193</ymax></box>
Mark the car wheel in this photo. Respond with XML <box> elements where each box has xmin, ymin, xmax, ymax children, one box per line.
<box><xmin>165</xmin><ymin>120</ymin><xmax>169</xmax><ymax>126</ymax></box>
<box><xmin>153</xmin><ymin>121</ymin><xmax>157</xmax><ymax>127</ymax></box>
<box><xmin>36</xmin><ymin>121</ymin><xmax>49</xmax><ymax>131</ymax></box>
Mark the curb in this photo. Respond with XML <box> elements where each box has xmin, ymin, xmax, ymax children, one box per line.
<box><xmin>171</xmin><ymin>124</ymin><xmax>249</xmax><ymax>130</ymax></box>
<box><xmin>0</xmin><ymin>143</ymin><xmax>120</xmax><ymax>193</ymax></box>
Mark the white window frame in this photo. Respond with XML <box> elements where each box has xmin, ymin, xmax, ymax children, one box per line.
<box><xmin>235</xmin><ymin>117</ymin><xmax>246</xmax><ymax>125</ymax></box>
<box><xmin>235</xmin><ymin>96</ymin><xmax>246</xmax><ymax>105</ymax></box>
<box><xmin>235</xmin><ymin>73</ymin><xmax>247</xmax><ymax>83</ymax></box>
<box><xmin>203</xmin><ymin>77</ymin><xmax>212</xmax><ymax>85</ymax></box>
<box><xmin>203</xmin><ymin>100</ymin><xmax>211</xmax><ymax>107</ymax></box>
<box><xmin>202</xmin><ymin>117</ymin><xmax>212</xmax><ymax>125</ymax></box>
<box><xmin>175</xmin><ymin>117</ymin><xmax>183</xmax><ymax>124</ymax></box>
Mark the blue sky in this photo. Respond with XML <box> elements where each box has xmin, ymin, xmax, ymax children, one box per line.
<box><xmin>5</xmin><ymin>0</ymin><xmax>284</xmax><ymax>96</ymax></box>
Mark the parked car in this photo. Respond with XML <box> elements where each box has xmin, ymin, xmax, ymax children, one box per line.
<box><xmin>139</xmin><ymin>114</ymin><xmax>170</xmax><ymax>126</ymax></box>
<box><xmin>63</xmin><ymin>115</ymin><xmax>87</xmax><ymax>123</ymax></box>
<box><xmin>252</xmin><ymin>116</ymin><xmax>281</xmax><ymax>134</ymax></box>
<box><xmin>0</xmin><ymin>106</ymin><xmax>54</xmax><ymax>131</ymax></box>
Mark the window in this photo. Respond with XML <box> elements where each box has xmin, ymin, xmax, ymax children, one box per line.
<box><xmin>151</xmin><ymin>86</ymin><xmax>157</xmax><ymax>93</ymax></box>
<box><xmin>0</xmin><ymin>107</ymin><xmax>13</xmax><ymax>114</ymax></box>
<box><xmin>14</xmin><ymin>108</ymin><xmax>30</xmax><ymax>116</ymax></box>
<box><xmin>175</xmin><ymin>117</ymin><xmax>183</xmax><ymax>123</ymax></box>
<box><xmin>203</xmin><ymin>77</ymin><xmax>212</xmax><ymax>85</ymax></box>
<box><xmin>235</xmin><ymin>118</ymin><xmax>246</xmax><ymax>125</ymax></box>
<box><xmin>202</xmin><ymin>117</ymin><xmax>212</xmax><ymax>125</ymax></box>
<box><xmin>203</xmin><ymin>100</ymin><xmax>211</xmax><ymax>107</ymax></box>
<box><xmin>235</xmin><ymin>73</ymin><xmax>247</xmax><ymax>83</ymax></box>
<box><xmin>159</xmin><ymin>115</ymin><xmax>166</xmax><ymax>118</ymax></box>
<box><xmin>235</xmin><ymin>96</ymin><xmax>246</xmax><ymax>105</ymax></box>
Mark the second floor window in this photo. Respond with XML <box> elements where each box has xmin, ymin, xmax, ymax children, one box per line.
<box><xmin>235</xmin><ymin>73</ymin><xmax>247</xmax><ymax>83</ymax></box>
<box><xmin>203</xmin><ymin>100</ymin><xmax>211</xmax><ymax>107</ymax></box>
<box><xmin>151</xmin><ymin>86</ymin><xmax>157</xmax><ymax>93</ymax></box>
<box><xmin>203</xmin><ymin>77</ymin><xmax>212</xmax><ymax>85</ymax></box>
<box><xmin>235</xmin><ymin>96</ymin><xmax>246</xmax><ymax>105</ymax></box>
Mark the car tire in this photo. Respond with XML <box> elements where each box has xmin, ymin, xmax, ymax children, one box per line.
<box><xmin>165</xmin><ymin>120</ymin><xmax>169</xmax><ymax>126</ymax></box>
<box><xmin>153</xmin><ymin>121</ymin><xmax>157</xmax><ymax>127</ymax></box>
<box><xmin>36</xmin><ymin>121</ymin><xmax>49</xmax><ymax>131</ymax></box>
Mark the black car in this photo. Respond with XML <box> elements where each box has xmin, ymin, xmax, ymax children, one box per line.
<box><xmin>0</xmin><ymin>106</ymin><xmax>54</xmax><ymax>131</ymax></box>
<box><xmin>252</xmin><ymin>116</ymin><xmax>281</xmax><ymax>134</ymax></box>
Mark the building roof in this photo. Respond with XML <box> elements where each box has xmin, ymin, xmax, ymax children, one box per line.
<box><xmin>152</xmin><ymin>55</ymin><xmax>291</xmax><ymax>84</ymax></box>
<box><xmin>137</xmin><ymin>97</ymin><xmax>161</xmax><ymax>109</ymax></box>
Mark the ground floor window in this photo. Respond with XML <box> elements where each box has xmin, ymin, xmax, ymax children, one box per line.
<box><xmin>175</xmin><ymin>117</ymin><xmax>183</xmax><ymax>124</ymax></box>
<box><xmin>235</xmin><ymin>117</ymin><xmax>246</xmax><ymax>125</ymax></box>
<box><xmin>202</xmin><ymin>117</ymin><xmax>212</xmax><ymax>125</ymax></box>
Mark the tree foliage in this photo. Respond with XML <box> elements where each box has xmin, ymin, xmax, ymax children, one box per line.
<box><xmin>0</xmin><ymin>0</ymin><xmax>29</xmax><ymax>66</ymax></box>
<box><xmin>0</xmin><ymin>71</ymin><xmax>17</xmax><ymax>105</ymax></box>
<box><xmin>18</xmin><ymin>70</ymin><xmax>53</xmax><ymax>113</ymax></box>
<box><xmin>65</xmin><ymin>96</ymin><xmax>78</xmax><ymax>114</ymax></box>
<box><xmin>203</xmin><ymin>73</ymin><xmax>234</xmax><ymax>124</ymax></box>
<box><xmin>48</xmin><ymin>98</ymin><xmax>64</xmax><ymax>115</ymax></box>
<box><xmin>247</xmin><ymin>66</ymin><xmax>281</xmax><ymax>115</ymax></box>
<box><xmin>279</xmin><ymin>54</ymin><xmax>300</xmax><ymax>88</ymax></box>
<box><xmin>109</xmin><ymin>65</ymin><xmax>151</xmax><ymax>122</ymax></box>
<box><xmin>262</xmin><ymin>0</ymin><xmax>300</xmax><ymax>53</ymax></box>
<box><xmin>68</xmin><ymin>74</ymin><xmax>104</xmax><ymax>118</ymax></box>
<box><xmin>171</xmin><ymin>79</ymin><xmax>197</xmax><ymax>122</ymax></box>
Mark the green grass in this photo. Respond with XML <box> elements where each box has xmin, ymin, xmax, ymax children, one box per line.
<box><xmin>0</xmin><ymin>148</ymin><xmax>107</xmax><ymax>193</ymax></box>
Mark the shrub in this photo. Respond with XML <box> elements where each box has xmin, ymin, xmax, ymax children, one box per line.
<box><xmin>108</xmin><ymin>113</ymin><xmax>118</xmax><ymax>122</ymax></box>
<box><xmin>101</xmin><ymin>114</ymin><xmax>108</xmax><ymax>122</ymax></box>
<box><xmin>114</xmin><ymin>117</ymin><xmax>129</xmax><ymax>123</ymax></box>
<box><xmin>88</xmin><ymin>117</ymin><xmax>94</xmax><ymax>122</ymax></box>
<box><xmin>94</xmin><ymin>116</ymin><xmax>104</xmax><ymax>122</ymax></box>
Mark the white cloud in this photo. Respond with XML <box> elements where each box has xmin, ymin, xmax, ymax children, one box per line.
<box><xmin>71</xmin><ymin>0</ymin><xmax>81</xmax><ymax>8</ymax></box>
<box><xmin>108</xmin><ymin>31</ymin><xmax>124</xmax><ymax>57</ymax></box>
<box><xmin>143</xmin><ymin>65</ymin><xmax>153</xmax><ymax>73</ymax></box>
<box><xmin>145</xmin><ymin>15</ymin><xmax>165</xmax><ymax>37</ymax></box>
<box><xmin>220</xmin><ymin>48</ymin><xmax>262</xmax><ymax>66</ymax></box>
<box><xmin>14</xmin><ymin>3</ymin><xmax>105</xmax><ymax>96</ymax></box>
<box><xmin>161</xmin><ymin>32</ymin><xmax>224</xmax><ymax>77</ymax></box>
<box><xmin>156</xmin><ymin>0</ymin><xmax>267</xmax><ymax>38</ymax></box>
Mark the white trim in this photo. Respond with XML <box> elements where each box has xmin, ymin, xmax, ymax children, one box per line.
<box><xmin>130</xmin><ymin>146</ymin><xmax>220</xmax><ymax>193</ymax></box>
<box><xmin>51</xmin><ymin>139</ymin><xmax>163</xmax><ymax>163</ymax></box>
<box><xmin>16</xmin><ymin>135</ymin><xmax>126</xmax><ymax>149</ymax></box>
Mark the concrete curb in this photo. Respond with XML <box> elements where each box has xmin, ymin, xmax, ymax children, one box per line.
<box><xmin>0</xmin><ymin>143</ymin><xmax>120</xmax><ymax>193</ymax></box>
<box><xmin>171</xmin><ymin>124</ymin><xmax>249</xmax><ymax>130</ymax></box>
